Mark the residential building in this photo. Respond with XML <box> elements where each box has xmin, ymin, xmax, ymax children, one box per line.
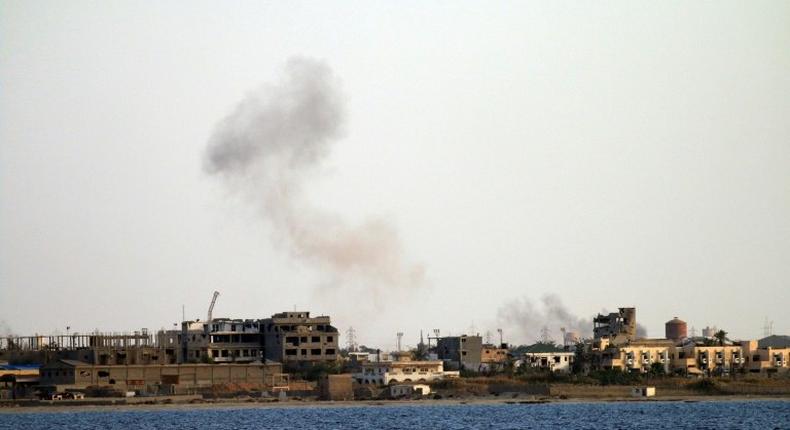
<box><xmin>261</xmin><ymin>311</ymin><xmax>339</xmax><ymax>365</ymax></box>
<box><xmin>353</xmin><ymin>353</ymin><xmax>459</xmax><ymax>385</ymax></box>
<box><xmin>436</xmin><ymin>335</ymin><xmax>482</xmax><ymax>370</ymax></box>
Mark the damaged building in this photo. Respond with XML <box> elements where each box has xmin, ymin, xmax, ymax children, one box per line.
<box><xmin>261</xmin><ymin>311</ymin><xmax>339</xmax><ymax>365</ymax></box>
<box><xmin>593</xmin><ymin>307</ymin><xmax>637</xmax><ymax>345</ymax></box>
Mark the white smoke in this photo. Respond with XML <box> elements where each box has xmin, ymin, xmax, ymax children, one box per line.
<box><xmin>204</xmin><ymin>58</ymin><xmax>425</xmax><ymax>299</ymax></box>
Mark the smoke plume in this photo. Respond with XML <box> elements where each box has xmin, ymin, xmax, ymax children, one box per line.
<box><xmin>497</xmin><ymin>294</ymin><xmax>591</xmax><ymax>345</ymax></box>
<box><xmin>204</xmin><ymin>58</ymin><xmax>424</xmax><ymax>297</ymax></box>
<box><xmin>0</xmin><ymin>320</ymin><xmax>14</xmax><ymax>337</ymax></box>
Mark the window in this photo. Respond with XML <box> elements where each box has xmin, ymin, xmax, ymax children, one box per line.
<box><xmin>300</xmin><ymin>337</ymin><xmax>308</xmax><ymax>343</ymax></box>
<box><xmin>312</xmin><ymin>336</ymin><xmax>320</xmax><ymax>343</ymax></box>
<box><xmin>212</xmin><ymin>350</ymin><xmax>219</xmax><ymax>358</ymax></box>
<box><xmin>326</xmin><ymin>349</ymin><xmax>335</xmax><ymax>355</ymax></box>
<box><xmin>231</xmin><ymin>325</ymin><xmax>237</xmax><ymax>332</ymax></box>
<box><xmin>311</xmin><ymin>349</ymin><xmax>321</xmax><ymax>355</ymax></box>
<box><xmin>327</xmin><ymin>336</ymin><xmax>333</xmax><ymax>342</ymax></box>
<box><xmin>286</xmin><ymin>349</ymin><xmax>297</xmax><ymax>356</ymax></box>
<box><xmin>301</xmin><ymin>349</ymin><xmax>307</xmax><ymax>356</ymax></box>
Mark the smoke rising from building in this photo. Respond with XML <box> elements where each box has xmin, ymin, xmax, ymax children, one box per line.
<box><xmin>204</xmin><ymin>58</ymin><xmax>425</xmax><ymax>298</ymax></box>
<box><xmin>497</xmin><ymin>294</ymin><xmax>591</xmax><ymax>345</ymax></box>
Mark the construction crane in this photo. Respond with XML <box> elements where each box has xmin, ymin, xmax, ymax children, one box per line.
<box><xmin>207</xmin><ymin>291</ymin><xmax>220</xmax><ymax>322</ymax></box>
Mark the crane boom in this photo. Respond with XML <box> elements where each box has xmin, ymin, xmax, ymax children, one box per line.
<box><xmin>207</xmin><ymin>291</ymin><xmax>220</xmax><ymax>322</ymax></box>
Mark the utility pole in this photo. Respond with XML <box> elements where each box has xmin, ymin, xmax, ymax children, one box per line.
<box><xmin>497</xmin><ymin>328</ymin><xmax>503</xmax><ymax>346</ymax></box>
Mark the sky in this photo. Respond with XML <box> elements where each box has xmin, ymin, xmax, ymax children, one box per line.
<box><xmin>1</xmin><ymin>1</ymin><xmax>788</xmax><ymax>349</ymax></box>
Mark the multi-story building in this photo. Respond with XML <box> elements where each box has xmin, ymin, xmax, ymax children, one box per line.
<box><xmin>353</xmin><ymin>353</ymin><xmax>459</xmax><ymax>385</ymax></box>
<box><xmin>436</xmin><ymin>335</ymin><xmax>482</xmax><ymax>370</ymax></box>
<box><xmin>203</xmin><ymin>319</ymin><xmax>265</xmax><ymax>363</ymax></box>
<box><xmin>261</xmin><ymin>311</ymin><xmax>339</xmax><ymax>365</ymax></box>
<box><xmin>593</xmin><ymin>307</ymin><xmax>636</xmax><ymax>346</ymax></box>
<box><xmin>591</xmin><ymin>337</ymin><xmax>789</xmax><ymax>375</ymax></box>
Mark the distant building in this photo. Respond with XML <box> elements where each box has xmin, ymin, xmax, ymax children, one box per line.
<box><xmin>591</xmin><ymin>338</ymin><xmax>789</xmax><ymax>375</ymax></box>
<box><xmin>436</xmin><ymin>335</ymin><xmax>482</xmax><ymax>370</ymax></box>
<box><xmin>261</xmin><ymin>311</ymin><xmax>339</xmax><ymax>365</ymax></box>
<box><xmin>180</xmin><ymin>319</ymin><xmax>265</xmax><ymax>364</ymax></box>
<box><xmin>522</xmin><ymin>344</ymin><xmax>575</xmax><ymax>373</ymax></box>
<box><xmin>758</xmin><ymin>335</ymin><xmax>790</xmax><ymax>349</ymax></box>
<box><xmin>38</xmin><ymin>359</ymin><xmax>284</xmax><ymax>392</ymax></box>
<box><xmin>593</xmin><ymin>307</ymin><xmax>636</xmax><ymax>345</ymax></box>
<box><xmin>353</xmin><ymin>353</ymin><xmax>459</xmax><ymax>385</ymax></box>
<box><xmin>480</xmin><ymin>344</ymin><xmax>509</xmax><ymax>372</ymax></box>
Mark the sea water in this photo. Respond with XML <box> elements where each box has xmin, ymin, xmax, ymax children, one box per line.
<box><xmin>1</xmin><ymin>400</ymin><xmax>788</xmax><ymax>429</ymax></box>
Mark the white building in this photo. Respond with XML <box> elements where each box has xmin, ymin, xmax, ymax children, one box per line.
<box><xmin>523</xmin><ymin>351</ymin><xmax>575</xmax><ymax>373</ymax></box>
<box><xmin>390</xmin><ymin>384</ymin><xmax>431</xmax><ymax>397</ymax></box>
<box><xmin>354</xmin><ymin>356</ymin><xmax>459</xmax><ymax>385</ymax></box>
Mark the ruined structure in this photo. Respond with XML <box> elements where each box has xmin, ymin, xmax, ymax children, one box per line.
<box><xmin>593</xmin><ymin>307</ymin><xmax>637</xmax><ymax>345</ymax></box>
<box><xmin>261</xmin><ymin>312</ymin><xmax>339</xmax><ymax>365</ymax></box>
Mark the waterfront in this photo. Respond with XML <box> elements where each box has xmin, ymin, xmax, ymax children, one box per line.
<box><xmin>1</xmin><ymin>400</ymin><xmax>788</xmax><ymax>429</ymax></box>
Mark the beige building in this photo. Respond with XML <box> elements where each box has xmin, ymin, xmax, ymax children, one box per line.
<box><xmin>39</xmin><ymin>360</ymin><xmax>284</xmax><ymax>392</ymax></box>
<box><xmin>354</xmin><ymin>354</ymin><xmax>460</xmax><ymax>385</ymax></box>
<box><xmin>592</xmin><ymin>338</ymin><xmax>789</xmax><ymax>375</ymax></box>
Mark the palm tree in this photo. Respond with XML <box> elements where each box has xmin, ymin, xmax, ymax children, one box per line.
<box><xmin>714</xmin><ymin>330</ymin><xmax>728</xmax><ymax>346</ymax></box>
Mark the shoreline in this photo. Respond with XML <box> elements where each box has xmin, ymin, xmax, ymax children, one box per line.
<box><xmin>2</xmin><ymin>394</ymin><xmax>788</xmax><ymax>414</ymax></box>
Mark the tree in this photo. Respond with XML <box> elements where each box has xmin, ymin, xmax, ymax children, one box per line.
<box><xmin>649</xmin><ymin>362</ymin><xmax>666</xmax><ymax>376</ymax></box>
<box><xmin>714</xmin><ymin>330</ymin><xmax>728</xmax><ymax>346</ymax></box>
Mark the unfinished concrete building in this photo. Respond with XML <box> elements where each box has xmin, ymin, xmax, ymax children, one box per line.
<box><xmin>593</xmin><ymin>307</ymin><xmax>637</xmax><ymax>345</ymax></box>
<box><xmin>0</xmin><ymin>330</ymin><xmax>177</xmax><ymax>365</ymax></box>
<box><xmin>179</xmin><ymin>319</ymin><xmax>265</xmax><ymax>364</ymax></box>
<box><xmin>436</xmin><ymin>335</ymin><xmax>483</xmax><ymax>370</ymax></box>
<box><xmin>39</xmin><ymin>360</ymin><xmax>285</xmax><ymax>394</ymax></box>
<box><xmin>261</xmin><ymin>312</ymin><xmax>339</xmax><ymax>365</ymax></box>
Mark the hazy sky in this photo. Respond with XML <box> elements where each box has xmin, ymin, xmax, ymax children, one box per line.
<box><xmin>2</xmin><ymin>1</ymin><xmax>788</xmax><ymax>348</ymax></box>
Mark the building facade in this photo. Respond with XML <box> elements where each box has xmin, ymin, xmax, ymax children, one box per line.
<box><xmin>261</xmin><ymin>312</ymin><xmax>339</xmax><ymax>365</ymax></box>
<box><xmin>353</xmin><ymin>355</ymin><xmax>460</xmax><ymax>385</ymax></box>
<box><xmin>436</xmin><ymin>335</ymin><xmax>482</xmax><ymax>370</ymax></box>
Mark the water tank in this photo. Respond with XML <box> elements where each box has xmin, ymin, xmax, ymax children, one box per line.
<box><xmin>665</xmin><ymin>317</ymin><xmax>687</xmax><ymax>341</ymax></box>
<box><xmin>702</xmin><ymin>326</ymin><xmax>717</xmax><ymax>338</ymax></box>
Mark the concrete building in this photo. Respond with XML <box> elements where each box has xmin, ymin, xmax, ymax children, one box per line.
<box><xmin>318</xmin><ymin>374</ymin><xmax>353</xmax><ymax>400</ymax></box>
<box><xmin>261</xmin><ymin>312</ymin><xmax>339</xmax><ymax>365</ymax></box>
<box><xmin>353</xmin><ymin>353</ymin><xmax>459</xmax><ymax>385</ymax></box>
<box><xmin>591</xmin><ymin>337</ymin><xmax>789</xmax><ymax>375</ymax></box>
<box><xmin>436</xmin><ymin>335</ymin><xmax>482</xmax><ymax>370</ymax></box>
<box><xmin>523</xmin><ymin>351</ymin><xmax>575</xmax><ymax>373</ymax></box>
<box><xmin>593</xmin><ymin>307</ymin><xmax>636</xmax><ymax>345</ymax></box>
<box><xmin>480</xmin><ymin>344</ymin><xmax>509</xmax><ymax>371</ymax></box>
<box><xmin>38</xmin><ymin>359</ymin><xmax>284</xmax><ymax>393</ymax></box>
<box><xmin>1</xmin><ymin>331</ymin><xmax>178</xmax><ymax>366</ymax></box>
<box><xmin>390</xmin><ymin>384</ymin><xmax>430</xmax><ymax>397</ymax></box>
<box><xmin>203</xmin><ymin>319</ymin><xmax>265</xmax><ymax>363</ymax></box>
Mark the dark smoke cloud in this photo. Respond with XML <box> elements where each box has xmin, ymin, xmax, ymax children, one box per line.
<box><xmin>497</xmin><ymin>294</ymin><xmax>591</xmax><ymax>345</ymax></box>
<box><xmin>204</xmin><ymin>58</ymin><xmax>424</xmax><ymax>298</ymax></box>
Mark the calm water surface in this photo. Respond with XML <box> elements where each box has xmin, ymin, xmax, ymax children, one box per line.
<box><xmin>1</xmin><ymin>400</ymin><xmax>789</xmax><ymax>429</ymax></box>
